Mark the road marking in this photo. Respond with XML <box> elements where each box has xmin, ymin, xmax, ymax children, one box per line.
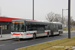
<box><xmin>0</xmin><ymin>44</ymin><xmax>5</xmax><ymax>46</ymax></box>
<box><xmin>12</xmin><ymin>41</ymin><xmax>27</xmax><ymax>44</ymax></box>
<box><xmin>0</xmin><ymin>40</ymin><xmax>12</xmax><ymax>42</ymax></box>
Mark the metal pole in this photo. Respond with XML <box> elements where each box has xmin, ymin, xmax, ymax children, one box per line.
<box><xmin>62</xmin><ymin>9</ymin><xmax>68</xmax><ymax>24</ymax></box>
<box><xmin>62</xmin><ymin>9</ymin><xmax>63</xmax><ymax>24</ymax></box>
<box><xmin>68</xmin><ymin>0</ymin><xmax>71</xmax><ymax>39</ymax></box>
<box><xmin>33</xmin><ymin>0</ymin><xmax>34</xmax><ymax>20</ymax></box>
<box><xmin>0</xmin><ymin>7</ymin><xmax>1</xmax><ymax>16</ymax></box>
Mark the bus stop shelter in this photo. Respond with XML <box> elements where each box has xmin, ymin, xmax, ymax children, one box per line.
<box><xmin>0</xmin><ymin>26</ymin><xmax>2</xmax><ymax>37</ymax></box>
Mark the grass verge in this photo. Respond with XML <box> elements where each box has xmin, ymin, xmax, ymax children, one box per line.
<box><xmin>17</xmin><ymin>36</ymin><xmax>75</xmax><ymax>50</ymax></box>
<box><xmin>63</xmin><ymin>27</ymin><xmax>75</xmax><ymax>31</ymax></box>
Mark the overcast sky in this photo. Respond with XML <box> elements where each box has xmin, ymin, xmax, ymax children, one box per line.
<box><xmin>0</xmin><ymin>0</ymin><xmax>75</xmax><ymax>21</ymax></box>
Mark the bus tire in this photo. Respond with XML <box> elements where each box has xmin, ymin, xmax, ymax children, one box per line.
<box><xmin>33</xmin><ymin>34</ymin><xmax>36</xmax><ymax>39</ymax></box>
<box><xmin>47</xmin><ymin>32</ymin><xmax>49</xmax><ymax>37</ymax></box>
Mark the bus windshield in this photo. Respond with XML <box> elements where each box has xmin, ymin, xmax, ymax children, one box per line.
<box><xmin>11</xmin><ymin>23</ymin><xmax>25</xmax><ymax>32</ymax></box>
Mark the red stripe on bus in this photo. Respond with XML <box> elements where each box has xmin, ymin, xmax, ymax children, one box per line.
<box><xmin>45</xmin><ymin>32</ymin><xmax>47</xmax><ymax>33</ymax></box>
<box><xmin>26</xmin><ymin>33</ymin><xmax>33</xmax><ymax>35</ymax></box>
<box><xmin>45</xmin><ymin>32</ymin><xmax>50</xmax><ymax>33</ymax></box>
<box><xmin>13</xmin><ymin>34</ymin><xmax>23</xmax><ymax>35</ymax></box>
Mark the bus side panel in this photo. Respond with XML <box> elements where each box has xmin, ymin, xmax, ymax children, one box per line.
<box><xmin>45</xmin><ymin>30</ymin><xmax>51</xmax><ymax>35</ymax></box>
<box><xmin>53</xmin><ymin>24</ymin><xmax>59</xmax><ymax>35</ymax></box>
<box><xmin>58</xmin><ymin>24</ymin><xmax>63</xmax><ymax>34</ymax></box>
<box><xmin>11</xmin><ymin>32</ymin><xmax>24</xmax><ymax>38</ymax></box>
<box><xmin>25</xmin><ymin>31</ymin><xmax>37</xmax><ymax>38</ymax></box>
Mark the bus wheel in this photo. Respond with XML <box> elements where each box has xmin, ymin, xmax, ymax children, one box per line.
<box><xmin>33</xmin><ymin>34</ymin><xmax>36</xmax><ymax>39</ymax></box>
<box><xmin>47</xmin><ymin>32</ymin><xmax>49</xmax><ymax>37</ymax></box>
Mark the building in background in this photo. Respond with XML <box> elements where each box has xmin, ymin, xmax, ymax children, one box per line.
<box><xmin>0</xmin><ymin>16</ymin><xmax>34</xmax><ymax>34</ymax></box>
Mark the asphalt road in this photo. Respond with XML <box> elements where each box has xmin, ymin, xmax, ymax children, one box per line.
<box><xmin>0</xmin><ymin>32</ymin><xmax>75</xmax><ymax>50</ymax></box>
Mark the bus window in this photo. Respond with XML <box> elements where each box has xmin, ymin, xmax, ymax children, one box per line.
<box><xmin>20</xmin><ymin>23</ymin><xmax>25</xmax><ymax>31</ymax></box>
<box><xmin>45</xmin><ymin>24</ymin><xmax>50</xmax><ymax>30</ymax></box>
<box><xmin>53</xmin><ymin>24</ymin><xmax>58</xmax><ymax>31</ymax></box>
<box><xmin>37</xmin><ymin>25</ymin><xmax>45</xmax><ymax>33</ymax></box>
<box><xmin>27</xmin><ymin>25</ymin><xmax>37</xmax><ymax>31</ymax></box>
<box><xmin>11</xmin><ymin>23</ymin><xmax>25</xmax><ymax>32</ymax></box>
<box><xmin>58</xmin><ymin>25</ymin><xmax>62</xmax><ymax>29</ymax></box>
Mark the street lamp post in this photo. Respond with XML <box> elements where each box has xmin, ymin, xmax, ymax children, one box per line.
<box><xmin>32</xmin><ymin>0</ymin><xmax>34</xmax><ymax>20</ymax></box>
<box><xmin>62</xmin><ymin>9</ymin><xmax>63</xmax><ymax>24</ymax></box>
<box><xmin>62</xmin><ymin>9</ymin><xmax>68</xmax><ymax>24</ymax></box>
<box><xmin>0</xmin><ymin>7</ymin><xmax>1</xmax><ymax>16</ymax></box>
<box><xmin>68</xmin><ymin>0</ymin><xmax>71</xmax><ymax>39</ymax></box>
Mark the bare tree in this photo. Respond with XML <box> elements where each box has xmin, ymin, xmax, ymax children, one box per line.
<box><xmin>70</xmin><ymin>17</ymin><xmax>74</xmax><ymax>26</ymax></box>
<box><xmin>46</xmin><ymin>12</ymin><xmax>62</xmax><ymax>22</ymax></box>
<box><xmin>63</xmin><ymin>16</ymin><xmax>74</xmax><ymax>26</ymax></box>
<box><xmin>46</xmin><ymin>12</ymin><xmax>55</xmax><ymax>22</ymax></box>
<box><xmin>54</xmin><ymin>14</ymin><xmax>62</xmax><ymax>22</ymax></box>
<box><xmin>71</xmin><ymin>21</ymin><xmax>75</xmax><ymax>26</ymax></box>
<box><xmin>46</xmin><ymin>12</ymin><xmax>74</xmax><ymax>26</ymax></box>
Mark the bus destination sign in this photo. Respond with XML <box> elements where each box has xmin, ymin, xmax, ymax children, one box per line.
<box><xmin>12</xmin><ymin>21</ymin><xmax>24</xmax><ymax>23</ymax></box>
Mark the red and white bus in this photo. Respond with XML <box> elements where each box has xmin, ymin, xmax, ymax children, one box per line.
<box><xmin>11</xmin><ymin>20</ymin><xmax>63</xmax><ymax>39</ymax></box>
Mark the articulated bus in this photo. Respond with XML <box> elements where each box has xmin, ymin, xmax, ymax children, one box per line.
<box><xmin>11</xmin><ymin>20</ymin><xmax>63</xmax><ymax>39</ymax></box>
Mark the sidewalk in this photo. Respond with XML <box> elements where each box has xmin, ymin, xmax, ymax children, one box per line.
<box><xmin>0</xmin><ymin>34</ymin><xmax>11</xmax><ymax>41</ymax></box>
<box><xmin>0</xmin><ymin>31</ymin><xmax>75</xmax><ymax>41</ymax></box>
<box><xmin>63</xmin><ymin>31</ymin><xmax>75</xmax><ymax>33</ymax></box>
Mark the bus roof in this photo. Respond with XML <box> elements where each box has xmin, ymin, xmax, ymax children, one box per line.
<box><xmin>52</xmin><ymin>22</ymin><xmax>62</xmax><ymax>24</ymax></box>
<box><xmin>12</xmin><ymin>20</ymin><xmax>62</xmax><ymax>25</ymax></box>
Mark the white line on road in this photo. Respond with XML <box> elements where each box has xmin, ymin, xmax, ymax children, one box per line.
<box><xmin>0</xmin><ymin>44</ymin><xmax>5</xmax><ymax>46</ymax></box>
<box><xmin>12</xmin><ymin>41</ymin><xmax>27</xmax><ymax>44</ymax></box>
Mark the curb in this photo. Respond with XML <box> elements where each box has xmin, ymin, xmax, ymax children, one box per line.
<box><xmin>0</xmin><ymin>38</ymin><xmax>12</xmax><ymax>41</ymax></box>
<box><xmin>63</xmin><ymin>31</ymin><xmax>75</xmax><ymax>33</ymax></box>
